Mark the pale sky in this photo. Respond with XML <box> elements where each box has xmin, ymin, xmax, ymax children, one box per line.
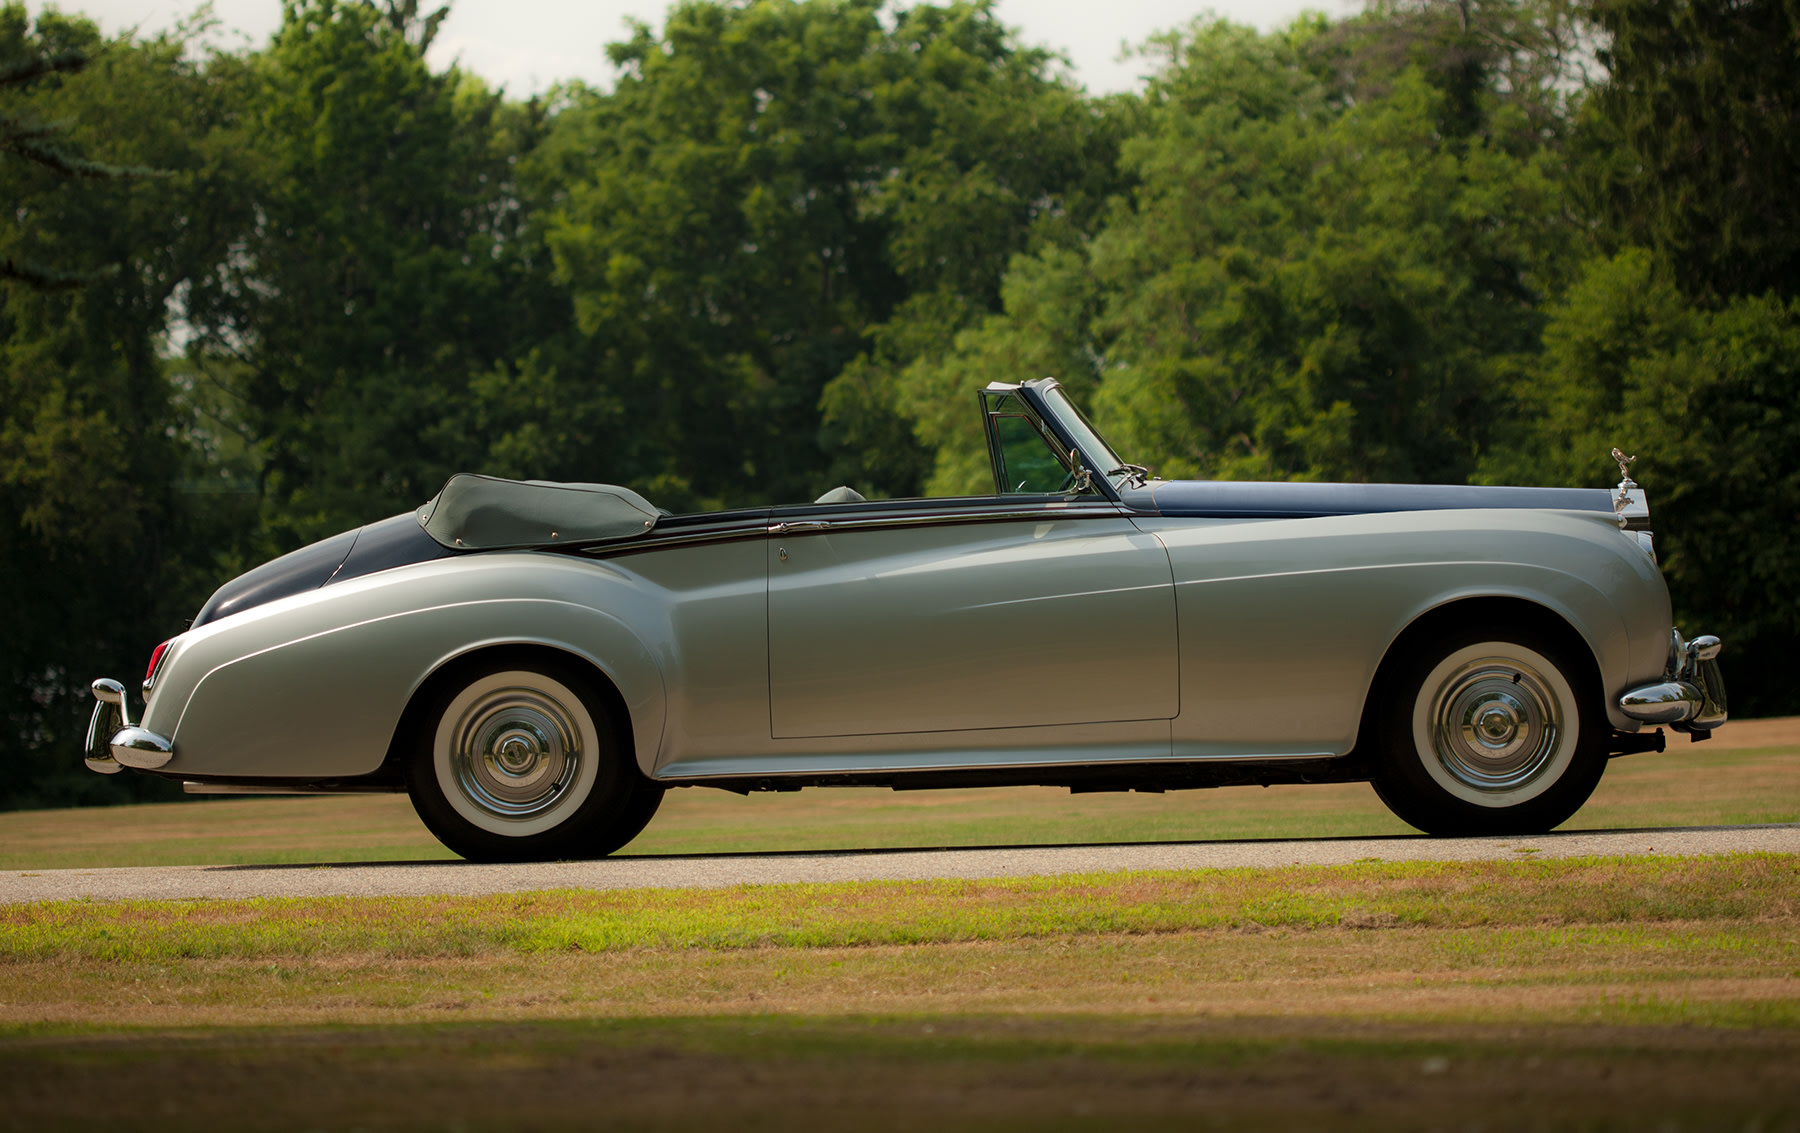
<box><xmin>22</xmin><ymin>0</ymin><xmax>1342</xmax><ymax>96</ymax></box>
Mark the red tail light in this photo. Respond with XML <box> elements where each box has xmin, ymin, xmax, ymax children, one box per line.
<box><xmin>144</xmin><ymin>639</ymin><xmax>173</xmax><ymax>692</ymax></box>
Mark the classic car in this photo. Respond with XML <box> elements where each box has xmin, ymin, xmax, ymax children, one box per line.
<box><xmin>84</xmin><ymin>378</ymin><xmax>1727</xmax><ymax>860</ymax></box>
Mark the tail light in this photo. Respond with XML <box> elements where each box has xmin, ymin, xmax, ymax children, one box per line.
<box><xmin>143</xmin><ymin>639</ymin><xmax>174</xmax><ymax>694</ymax></box>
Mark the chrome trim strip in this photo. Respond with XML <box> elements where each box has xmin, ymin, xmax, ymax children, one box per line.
<box><xmin>769</xmin><ymin>505</ymin><xmax>1127</xmax><ymax>536</ymax></box>
<box><xmin>584</xmin><ymin>504</ymin><xmax>1134</xmax><ymax>556</ymax></box>
<box><xmin>181</xmin><ymin>781</ymin><xmax>394</xmax><ymax>796</ymax></box>
<box><xmin>1165</xmin><ymin>749</ymin><xmax>1340</xmax><ymax>763</ymax></box>
<box><xmin>579</xmin><ymin>521</ymin><xmax>771</xmax><ymax>557</ymax></box>
<box><xmin>657</xmin><ymin>747</ymin><xmax>1341</xmax><ymax>782</ymax></box>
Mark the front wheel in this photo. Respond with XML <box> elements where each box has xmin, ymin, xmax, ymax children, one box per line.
<box><xmin>406</xmin><ymin>658</ymin><xmax>663</xmax><ymax>862</ymax></box>
<box><xmin>1371</xmin><ymin>625</ymin><xmax>1606</xmax><ymax>836</ymax></box>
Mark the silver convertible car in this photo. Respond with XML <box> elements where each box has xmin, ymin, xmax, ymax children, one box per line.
<box><xmin>84</xmin><ymin>379</ymin><xmax>1727</xmax><ymax>860</ymax></box>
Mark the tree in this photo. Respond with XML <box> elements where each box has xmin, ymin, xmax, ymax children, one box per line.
<box><xmin>1481</xmin><ymin>250</ymin><xmax>1800</xmax><ymax>715</ymax></box>
<box><xmin>1</xmin><ymin>4</ymin><xmax>257</xmax><ymax>808</ymax></box>
<box><xmin>534</xmin><ymin>0</ymin><xmax>1122</xmax><ymax>507</ymax></box>
<box><xmin>202</xmin><ymin>0</ymin><xmax>542</xmax><ymax>546</ymax></box>
<box><xmin>1585</xmin><ymin>0</ymin><xmax>1800</xmax><ymax>304</ymax></box>
<box><xmin>907</xmin><ymin>4</ymin><xmax>1582</xmax><ymax>493</ymax></box>
<box><xmin>1482</xmin><ymin>0</ymin><xmax>1800</xmax><ymax>713</ymax></box>
<box><xmin>0</xmin><ymin>9</ymin><xmax>161</xmax><ymax>286</ymax></box>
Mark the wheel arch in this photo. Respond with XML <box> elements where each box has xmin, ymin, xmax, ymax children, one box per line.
<box><xmin>379</xmin><ymin>640</ymin><xmax>647</xmax><ymax>784</ymax></box>
<box><xmin>1352</xmin><ymin>595</ymin><xmax>1608</xmax><ymax>759</ymax></box>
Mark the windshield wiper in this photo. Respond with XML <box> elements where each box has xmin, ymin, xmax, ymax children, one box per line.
<box><xmin>1106</xmin><ymin>464</ymin><xmax>1151</xmax><ymax>488</ymax></box>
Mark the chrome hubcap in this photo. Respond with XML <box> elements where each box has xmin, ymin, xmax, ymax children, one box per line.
<box><xmin>449</xmin><ymin>686</ymin><xmax>582</xmax><ymax>820</ymax></box>
<box><xmin>1429</xmin><ymin>658</ymin><xmax>1562</xmax><ymax>793</ymax></box>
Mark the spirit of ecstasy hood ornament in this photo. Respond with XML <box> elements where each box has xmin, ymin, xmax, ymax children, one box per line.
<box><xmin>1610</xmin><ymin>448</ymin><xmax>1639</xmax><ymax>513</ymax></box>
<box><xmin>1611</xmin><ymin>448</ymin><xmax>1636</xmax><ymax>482</ymax></box>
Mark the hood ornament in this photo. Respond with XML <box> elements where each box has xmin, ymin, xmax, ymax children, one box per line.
<box><xmin>1611</xmin><ymin>448</ymin><xmax>1636</xmax><ymax>484</ymax></box>
<box><xmin>1610</xmin><ymin>447</ymin><xmax>1646</xmax><ymax>519</ymax></box>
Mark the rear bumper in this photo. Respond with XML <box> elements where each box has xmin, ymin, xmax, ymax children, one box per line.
<box><xmin>1618</xmin><ymin>631</ymin><xmax>1727</xmax><ymax>733</ymax></box>
<box><xmin>83</xmin><ymin>678</ymin><xmax>174</xmax><ymax>774</ymax></box>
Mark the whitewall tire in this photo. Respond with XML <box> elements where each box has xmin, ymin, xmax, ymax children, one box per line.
<box><xmin>406</xmin><ymin>655</ymin><xmax>663</xmax><ymax>862</ymax></box>
<box><xmin>1373</xmin><ymin>624</ymin><xmax>1606</xmax><ymax>836</ymax></box>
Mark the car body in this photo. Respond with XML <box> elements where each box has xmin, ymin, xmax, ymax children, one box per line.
<box><xmin>84</xmin><ymin>378</ymin><xmax>1728</xmax><ymax>859</ymax></box>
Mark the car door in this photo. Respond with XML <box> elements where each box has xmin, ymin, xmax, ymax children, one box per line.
<box><xmin>767</xmin><ymin>502</ymin><xmax>1179</xmax><ymax>738</ymax></box>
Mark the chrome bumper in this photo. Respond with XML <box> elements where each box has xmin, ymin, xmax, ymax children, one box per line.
<box><xmin>83</xmin><ymin>678</ymin><xmax>174</xmax><ymax>775</ymax></box>
<box><xmin>1618</xmin><ymin>631</ymin><xmax>1728</xmax><ymax>732</ymax></box>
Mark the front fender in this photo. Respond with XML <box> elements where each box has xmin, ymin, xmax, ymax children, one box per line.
<box><xmin>1142</xmin><ymin>507</ymin><xmax>1671</xmax><ymax>756</ymax></box>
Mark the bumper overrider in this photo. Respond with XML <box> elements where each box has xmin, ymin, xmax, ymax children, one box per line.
<box><xmin>83</xmin><ymin>678</ymin><xmax>174</xmax><ymax>775</ymax></box>
<box><xmin>1618</xmin><ymin>630</ymin><xmax>1728</xmax><ymax>734</ymax></box>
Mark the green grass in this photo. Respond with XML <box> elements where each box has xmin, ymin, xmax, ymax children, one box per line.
<box><xmin>3</xmin><ymin>741</ymin><xmax>1796</xmax><ymax>871</ymax></box>
<box><xmin>5</xmin><ymin>855</ymin><xmax>1795</xmax><ymax>961</ymax></box>
<box><xmin>3</xmin><ymin>856</ymin><xmax>1797</xmax><ymax>1128</ymax></box>
<box><xmin>3</xmin><ymin>743</ymin><xmax>1794</xmax><ymax>1130</ymax></box>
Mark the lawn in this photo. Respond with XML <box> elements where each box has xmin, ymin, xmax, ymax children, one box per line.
<box><xmin>2</xmin><ymin>856</ymin><xmax>1798</xmax><ymax>1129</ymax></box>
<box><xmin>2</xmin><ymin>727</ymin><xmax>1797</xmax><ymax>871</ymax></box>
<box><xmin>2</xmin><ymin>727</ymin><xmax>1796</xmax><ymax>1129</ymax></box>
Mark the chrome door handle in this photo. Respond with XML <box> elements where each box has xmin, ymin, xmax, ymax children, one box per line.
<box><xmin>771</xmin><ymin>521</ymin><xmax>831</xmax><ymax>534</ymax></box>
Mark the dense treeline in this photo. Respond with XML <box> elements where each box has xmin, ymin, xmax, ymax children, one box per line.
<box><xmin>2</xmin><ymin>0</ymin><xmax>1794</xmax><ymax>809</ymax></box>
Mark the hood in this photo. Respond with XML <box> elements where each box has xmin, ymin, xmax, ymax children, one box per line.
<box><xmin>1137</xmin><ymin>479</ymin><xmax>1615</xmax><ymax>520</ymax></box>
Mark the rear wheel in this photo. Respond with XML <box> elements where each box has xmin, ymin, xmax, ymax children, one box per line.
<box><xmin>406</xmin><ymin>657</ymin><xmax>663</xmax><ymax>862</ymax></box>
<box><xmin>1371</xmin><ymin>624</ymin><xmax>1606</xmax><ymax>836</ymax></box>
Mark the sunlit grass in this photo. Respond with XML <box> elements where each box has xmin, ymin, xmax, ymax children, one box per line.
<box><xmin>5</xmin><ymin>854</ymin><xmax>1795</xmax><ymax>962</ymax></box>
<box><xmin>2</xmin><ymin>854</ymin><xmax>1795</xmax><ymax>1131</ymax></box>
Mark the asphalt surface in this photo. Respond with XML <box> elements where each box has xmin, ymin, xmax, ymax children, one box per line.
<box><xmin>3</xmin><ymin>823</ymin><xmax>1797</xmax><ymax>904</ymax></box>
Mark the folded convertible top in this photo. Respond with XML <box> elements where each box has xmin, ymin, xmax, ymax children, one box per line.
<box><xmin>417</xmin><ymin>474</ymin><xmax>660</xmax><ymax>549</ymax></box>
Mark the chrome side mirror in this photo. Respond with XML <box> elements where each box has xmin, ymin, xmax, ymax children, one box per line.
<box><xmin>1064</xmin><ymin>451</ymin><xmax>1092</xmax><ymax>494</ymax></box>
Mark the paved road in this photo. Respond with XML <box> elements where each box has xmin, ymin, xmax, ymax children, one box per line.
<box><xmin>3</xmin><ymin>823</ymin><xmax>1797</xmax><ymax>904</ymax></box>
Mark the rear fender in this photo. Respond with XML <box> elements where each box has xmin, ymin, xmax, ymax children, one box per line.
<box><xmin>145</xmin><ymin>558</ymin><xmax>667</xmax><ymax>778</ymax></box>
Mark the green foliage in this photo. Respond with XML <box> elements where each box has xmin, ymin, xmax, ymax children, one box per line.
<box><xmin>535</xmin><ymin>0</ymin><xmax>1120</xmax><ymax>504</ymax></box>
<box><xmin>1585</xmin><ymin>0</ymin><xmax>1800</xmax><ymax>303</ymax></box>
<box><xmin>1</xmin><ymin>3</ymin><xmax>256</xmax><ymax>808</ymax></box>
<box><xmin>0</xmin><ymin>9</ymin><xmax>166</xmax><ymax>287</ymax></box>
<box><xmin>1484</xmin><ymin>251</ymin><xmax>1800</xmax><ymax>713</ymax></box>
<box><xmin>1490</xmin><ymin>0</ymin><xmax>1800</xmax><ymax>712</ymax></box>
<box><xmin>909</xmin><ymin>5</ymin><xmax>1581</xmax><ymax>491</ymax></box>
<box><xmin>213</xmin><ymin>0</ymin><xmax>544</xmax><ymax>544</ymax></box>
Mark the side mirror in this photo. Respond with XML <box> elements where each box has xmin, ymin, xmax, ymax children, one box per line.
<box><xmin>1064</xmin><ymin>455</ymin><xmax>1092</xmax><ymax>494</ymax></box>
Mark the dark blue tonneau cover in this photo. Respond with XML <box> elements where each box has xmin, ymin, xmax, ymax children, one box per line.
<box><xmin>193</xmin><ymin>512</ymin><xmax>456</xmax><ymax>628</ymax></box>
<box><xmin>1139</xmin><ymin>479</ymin><xmax>1613</xmax><ymax>519</ymax></box>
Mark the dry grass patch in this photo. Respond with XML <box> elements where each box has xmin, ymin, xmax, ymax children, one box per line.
<box><xmin>4</xmin><ymin>854</ymin><xmax>1798</xmax><ymax>1130</ymax></box>
<box><xmin>4</xmin><ymin>855</ymin><xmax>1797</xmax><ymax>961</ymax></box>
<box><xmin>4</xmin><ymin>924</ymin><xmax>1797</xmax><ymax>1030</ymax></box>
<box><xmin>1</xmin><ymin>855</ymin><xmax>1796</xmax><ymax>1030</ymax></box>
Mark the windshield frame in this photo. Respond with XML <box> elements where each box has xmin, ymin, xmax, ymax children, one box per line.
<box><xmin>1016</xmin><ymin>380</ymin><xmax>1134</xmax><ymax>494</ymax></box>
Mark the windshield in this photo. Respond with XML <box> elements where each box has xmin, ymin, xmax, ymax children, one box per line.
<box><xmin>1039</xmin><ymin>386</ymin><xmax>1125</xmax><ymax>478</ymax></box>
